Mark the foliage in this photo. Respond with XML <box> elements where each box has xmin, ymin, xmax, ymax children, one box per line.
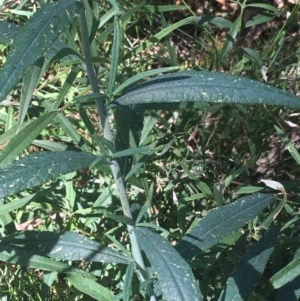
<box><xmin>0</xmin><ymin>0</ymin><xmax>300</xmax><ymax>300</ymax></box>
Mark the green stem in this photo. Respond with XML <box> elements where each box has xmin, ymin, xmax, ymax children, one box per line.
<box><xmin>79</xmin><ymin>9</ymin><xmax>156</xmax><ymax>300</ymax></box>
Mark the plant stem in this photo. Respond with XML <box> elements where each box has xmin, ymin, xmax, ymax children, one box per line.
<box><xmin>79</xmin><ymin>8</ymin><xmax>156</xmax><ymax>300</ymax></box>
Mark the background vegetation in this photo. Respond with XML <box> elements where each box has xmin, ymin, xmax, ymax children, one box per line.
<box><xmin>0</xmin><ymin>0</ymin><xmax>300</xmax><ymax>300</ymax></box>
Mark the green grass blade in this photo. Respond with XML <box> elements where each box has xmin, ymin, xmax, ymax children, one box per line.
<box><xmin>96</xmin><ymin>2</ymin><xmax>144</xmax><ymax>45</ymax></box>
<box><xmin>134</xmin><ymin>227</ymin><xmax>202</xmax><ymax>301</ymax></box>
<box><xmin>19</xmin><ymin>57</ymin><xmax>45</xmax><ymax>127</ymax></box>
<box><xmin>108</xmin><ymin>15</ymin><xmax>121</xmax><ymax>95</ymax></box>
<box><xmin>67</xmin><ymin>273</ymin><xmax>116</xmax><ymax>301</ymax></box>
<box><xmin>0</xmin><ymin>110</ymin><xmax>58</xmax><ymax>169</ymax></box>
<box><xmin>218</xmin><ymin>228</ymin><xmax>279</xmax><ymax>301</ymax></box>
<box><xmin>175</xmin><ymin>194</ymin><xmax>275</xmax><ymax>260</ymax></box>
<box><xmin>224</xmin><ymin>166</ymin><xmax>249</xmax><ymax>187</ymax></box>
<box><xmin>275</xmin><ymin>248</ymin><xmax>300</xmax><ymax>300</ymax></box>
<box><xmin>246</xmin><ymin>3</ymin><xmax>279</xmax><ymax>13</ymax></box>
<box><xmin>122</xmin><ymin>16</ymin><xmax>198</xmax><ymax>61</ymax></box>
<box><xmin>0</xmin><ymin>151</ymin><xmax>106</xmax><ymax>198</ymax></box>
<box><xmin>139</xmin><ymin>112</ymin><xmax>159</xmax><ymax>146</ymax></box>
<box><xmin>53</xmin><ymin>66</ymin><xmax>80</xmax><ymax>109</ymax></box>
<box><xmin>220</xmin><ymin>15</ymin><xmax>241</xmax><ymax>60</ymax></box>
<box><xmin>123</xmin><ymin>262</ymin><xmax>135</xmax><ymax>301</ymax></box>
<box><xmin>0</xmin><ymin>0</ymin><xmax>82</xmax><ymax>103</ymax></box>
<box><xmin>111</xmin><ymin>144</ymin><xmax>157</xmax><ymax>158</ymax></box>
<box><xmin>143</xmin><ymin>4</ymin><xmax>187</xmax><ymax>13</ymax></box>
<box><xmin>111</xmin><ymin>71</ymin><xmax>300</xmax><ymax>110</ymax></box>
<box><xmin>0</xmin><ymin>194</ymin><xmax>37</xmax><ymax>215</ymax></box>
<box><xmin>43</xmin><ymin>100</ymin><xmax>93</xmax><ymax>152</ymax></box>
<box><xmin>262</xmin><ymin>257</ymin><xmax>300</xmax><ymax>295</ymax></box>
<box><xmin>1</xmin><ymin>231</ymin><xmax>132</xmax><ymax>264</ymax></box>
<box><xmin>112</xmin><ymin>67</ymin><xmax>180</xmax><ymax>97</ymax></box>
<box><xmin>275</xmin><ymin>125</ymin><xmax>300</xmax><ymax>165</ymax></box>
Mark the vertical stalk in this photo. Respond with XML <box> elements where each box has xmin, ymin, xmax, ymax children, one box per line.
<box><xmin>79</xmin><ymin>8</ymin><xmax>156</xmax><ymax>300</ymax></box>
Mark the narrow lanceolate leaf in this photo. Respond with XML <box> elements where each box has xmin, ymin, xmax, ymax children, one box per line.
<box><xmin>134</xmin><ymin>227</ymin><xmax>202</xmax><ymax>301</ymax></box>
<box><xmin>0</xmin><ymin>110</ymin><xmax>59</xmax><ymax>169</ymax></box>
<box><xmin>218</xmin><ymin>228</ymin><xmax>279</xmax><ymax>301</ymax></box>
<box><xmin>0</xmin><ymin>194</ymin><xmax>38</xmax><ymax>215</ymax></box>
<box><xmin>0</xmin><ymin>20</ymin><xmax>78</xmax><ymax>61</ymax></box>
<box><xmin>67</xmin><ymin>274</ymin><xmax>116</xmax><ymax>301</ymax></box>
<box><xmin>111</xmin><ymin>71</ymin><xmax>300</xmax><ymax>110</ymax></box>
<box><xmin>0</xmin><ymin>231</ymin><xmax>131</xmax><ymax>265</ymax></box>
<box><xmin>0</xmin><ymin>151</ymin><xmax>107</xmax><ymax>198</ymax></box>
<box><xmin>0</xmin><ymin>246</ymin><xmax>93</xmax><ymax>279</ymax></box>
<box><xmin>175</xmin><ymin>194</ymin><xmax>275</xmax><ymax>261</ymax></box>
<box><xmin>262</xmin><ymin>257</ymin><xmax>300</xmax><ymax>295</ymax></box>
<box><xmin>123</xmin><ymin>262</ymin><xmax>135</xmax><ymax>301</ymax></box>
<box><xmin>0</xmin><ymin>0</ymin><xmax>82</xmax><ymax>102</ymax></box>
<box><xmin>19</xmin><ymin>57</ymin><xmax>45</xmax><ymax>127</ymax></box>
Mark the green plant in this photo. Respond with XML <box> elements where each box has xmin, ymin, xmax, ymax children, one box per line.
<box><xmin>0</xmin><ymin>0</ymin><xmax>300</xmax><ymax>300</ymax></box>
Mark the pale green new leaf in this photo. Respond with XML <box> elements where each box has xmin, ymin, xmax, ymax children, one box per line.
<box><xmin>0</xmin><ymin>0</ymin><xmax>82</xmax><ymax>102</ymax></box>
<box><xmin>67</xmin><ymin>274</ymin><xmax>116</xmax><ymax>301</ymax></box>
<box><xmin>0</xmin><ymin>110</ymin><xmax>58</xmax><ymax>169</ymax></box>
<box><xmin>0</xmin><ymin>194</ymin><xmax>38</xmax><ymax>215</ymax></box>
<box><xmin>175</xmin><ymin>194</ymin><xmax>275</xmax><ymax>260</ymax></box>
<box><xmin>134</xmin><ymin>227</ymin><xmax>202</xmax><ymax>301</ymax></box>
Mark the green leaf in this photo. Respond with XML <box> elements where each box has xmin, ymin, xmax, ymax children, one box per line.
<box><xmin>0</xmin><ymin>246</ymin><xmax>93</xmax><ymax>278</ymax></box>
<box><xmin>108</xmin><ymin>16</ymin><xmax>121</xmax><ymax>95</ymax></box>
<box><xmin>134</xmin><ymin>227</ymin><xmax>202</xmax><ymax>301</ymax></box>
<box><xmin>19</xmin><ymin>57</ymin><xmax>46</xmax><ymax>127</ymax></box>
<box><xmin>175</xmin><ymin>194</ymin><xmax>275</xmax><ymax>260</ymax></box>
<box><xmin>275</xmin><ymin>248</ymin><xmax>300</xmax><ymax>300</ymax></box>
<box><xmin>139</xmin><ymin>111</ymin><xmax>159</xmax><ymax>146</ymax></box>
<box><xmin>262</xmin><ymin>257</ymin><xmax>300</xmax><ymax>295</ymax></box>
<box><xmin>241</xmin><ymin>47</ymin><xmax>263</xmax><ymax>66</ymax></box>
<box><xmin>245</xmin><ymin>12</ymin><xmax>274</xmax><ymax>28</ymax></box>
<box><xmin>0</xmin><ymin>20</ymin><xmax>77</xmax><ymax>62</ymax></box>
<box><xmin>0</xmin><ymin>194</ymin><xmax>38</xmax><ymax>215</ymax></box>
<box><xmin>0</xmin><ymin>110</ymin><xmax>58</xmax><ymax>169</ymax></box>
<box><xmin>67</xmin><ymin>273</ymin><xmax>116</xmax><ymax>301</ymax></box>
<box><xmin>112</xmin><ymin>67</ymin><xmax>180</xmax><ymax>97</ymax></box>
<box><xmin>32</xmin><ymin>140</ymin><xmax>70</xmax><ymax>151</ymax></box>
<box><xmin>43</xmin><ymin>100</ymin><xmax>93</xmax><ymax>153</ymax></box>
<box><xmin>143</xmin><ymin>5</ymin><xmax>187</xmax><ymax>13</ymax></box>
<box><xmin>0</xmin><ymin>0</ymin><xmax>82</xmax><ymax>102</ymax></box>
<box><xmin>111</xmin><ymin>71</ymin><xmax>300</xmax><ymax>110</ymax></box>
<box><xmin>218</xmin><ymin>228</ymin><xmax>279</xmax><ymax>301</ymax></box>
<box><xmin>220</xmin><ymin>15</ymin><xmax>241</xmax><ymax>60</ymax></box>
<box><xmin>122</xmin><ymin>16</ymin><xmax>199</xmax><ymax>62</ymax></box>
<box><xmin>111</xmin><ymin>144</ymin><xmax>157</xmax><ymax>158</ymax></box>
<box><xmin>246</xmin><ymin>3</ymin><xmax>279</xmax><ymax>13</ymax></box>
<box><xmin>275</xmin><ymin>125</ymin><xmax>300</xmax><ymax>165</ymax></box>
<box><xmin>123</xmin><ymin>262</ymin><xmax>135</xmax><ymax>301</ymax></box>
<box><xmin>0</xmin><ymin>151</ymin><xmax>106</xmax><ymax>198</ymax></box>
<box><xmin>0</xmin><ymin>231</ymin><xmax>131</xmax><ymax>265</ymax></box>
<box><xmin>224</xmin><ymin>166</ymin><xmax>249</xmax><ymax>187</ymax></box>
